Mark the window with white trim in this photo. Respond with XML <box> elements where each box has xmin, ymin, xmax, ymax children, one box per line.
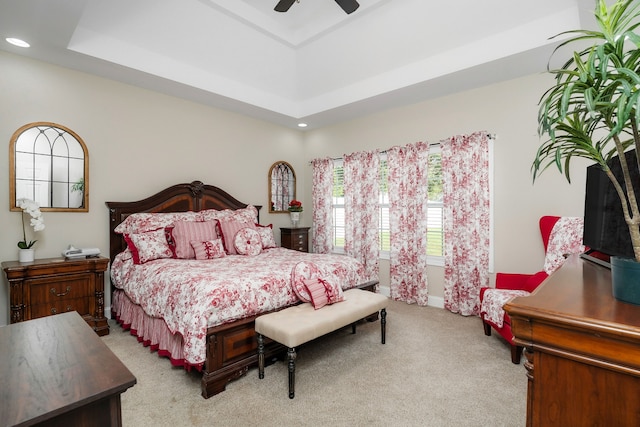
<box><xmin>331</xmin><ymin>148</ymin><xmax>444</xmax><ymax>264</ymax></box>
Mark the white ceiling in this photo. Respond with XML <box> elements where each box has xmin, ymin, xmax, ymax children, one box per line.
<box><xmin>0</xmin><ymin>0</ymin><xmax>593</xmax><ymax>130</ymax></box>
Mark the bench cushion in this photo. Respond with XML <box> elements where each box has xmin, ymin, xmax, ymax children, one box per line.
<box><xmin>255</xmin><ymin>288</ymin><xmax>388</xmax><ymax>348</ymax></box>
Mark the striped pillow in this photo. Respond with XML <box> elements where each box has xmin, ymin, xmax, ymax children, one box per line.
<box><xmin>217</xmin><ymin>220</ymin><xmax>256</xmax><ymax>255</ymax></box>
<box><xmin>171</xmin><ymin>220</ymin><xmax>219</xmax><ymax>259</ymax></box>
<box><xmin>303</xmin><ymin>278</ymin><xmax>328</xmax><ymax>310</ymax></box>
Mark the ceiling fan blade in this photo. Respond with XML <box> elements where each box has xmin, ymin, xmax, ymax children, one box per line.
<box><xmin>275</xmin><ymin>0</ymin><xmax>297</xmax><ymax>12</ymax></box>
<box><xmin>335</xmin><ymin>0</ymin><xmax>359</xmax><ymax>14</ymax></box>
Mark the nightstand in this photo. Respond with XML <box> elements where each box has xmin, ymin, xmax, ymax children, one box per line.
<box><xmin>2</xmin><ymin>256</ymin><xmax>110</xmax><ymax>336</ymax></box>
<box><xmin>280</xmin><ymin>227</ymin><xmax>310</xmax><ymax>252</ymax></box>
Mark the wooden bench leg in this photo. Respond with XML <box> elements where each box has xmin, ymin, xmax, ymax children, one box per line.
<box><xmin>381</xmin><ymin>308</ymin><xmax>387</xmax><ymax>344</ymax></box>
<box><xmin>257</xmin><ymin>334</ymin><xmax>265</xmax><ymax>379</ymax></box>
<box><xmin>288</xmin><ymin>347</ymin><xmax>296</xmax><ymax>399</ymax></box>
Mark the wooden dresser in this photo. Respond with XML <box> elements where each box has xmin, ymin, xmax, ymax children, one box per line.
<box><xmin>2</xmin><ymin>256</ymin><xmax>110</xmax><ymax>336</ymax></box>
<box><xmin>280</xmin><ymin>227</ymin><xmax>310</xmax><ymax>252</ymax></box>
<box><xmin>0</xmin><ymin>311</ymin><xmax>136</xmax><ymax>426</ymax></box>
<box><xmin>505</xmin><ymin>255</ymin><xmax>640</xmax><ymax>426</ymax></box>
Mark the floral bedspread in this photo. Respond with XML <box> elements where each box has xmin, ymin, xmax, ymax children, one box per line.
<box><xmin>111</xmin><ymin>247</ymin><xmax>369</xmax><ymax>365</ymax></box>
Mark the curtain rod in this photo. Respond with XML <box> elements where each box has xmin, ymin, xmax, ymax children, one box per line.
<box><xmin>310</xmin><ymin>133</ymin><xmax>496</xmax><ymax>163</ymax></box>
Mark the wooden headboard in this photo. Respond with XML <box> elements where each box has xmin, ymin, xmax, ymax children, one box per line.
<box><xmin>106</xmin><ymin>180</ymin><xmax>261</xmax><ymax>262</ymax></box>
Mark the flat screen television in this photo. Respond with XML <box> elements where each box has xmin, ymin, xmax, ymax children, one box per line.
<box><xmin>583</xmin><ymin>149</ymin><xmax>639</xmax><ymax>261</ymax></box>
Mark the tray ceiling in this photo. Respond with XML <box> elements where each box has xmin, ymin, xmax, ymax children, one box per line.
<box><xmin>0</xmin><ymin>0</ymin><xmax>592</xmax><ymax>129</ymax></box>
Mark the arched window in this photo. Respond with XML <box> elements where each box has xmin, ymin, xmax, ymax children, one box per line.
<box><xmin>10</xmin><ymin>122</ymin><xmax>89</xmax><ymax>212</ymax></box>
<box><xmin>268</xmin><ymin>161</ymin><xmax>296</xmax><ymax>213</ymax></box>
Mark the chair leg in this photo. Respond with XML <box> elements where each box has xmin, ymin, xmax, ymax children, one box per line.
<box><xmin>482</xmin><ymin>320</ymin><xmax>492</xmax><ymax>336</ymax></box>
<box><xmin>510</xmin><ymin>344</ymin><xmax>523</xmax><ymax>364</ymax></box>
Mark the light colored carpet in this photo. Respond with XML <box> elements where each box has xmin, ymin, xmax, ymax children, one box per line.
<box><xmin>102</xmin><ymin>300</ymin><xmax>526</xmax><ymax>427</ymax></box>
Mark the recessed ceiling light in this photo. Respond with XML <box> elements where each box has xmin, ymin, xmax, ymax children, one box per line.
<box><xmin>297</xmin><ymin>123</ymin><xmax>308</xmax><ymax>128</ymax></box>
<box><xmin>6</xmin><ymin>38</ymin><xmax>30</xmax><ymax>48</ymax></box>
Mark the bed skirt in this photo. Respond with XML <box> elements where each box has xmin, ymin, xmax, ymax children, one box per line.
<box><xmin>112</xmin><ymin>289</ymin><xmax>203</xmax><ymax>371</ymax></box>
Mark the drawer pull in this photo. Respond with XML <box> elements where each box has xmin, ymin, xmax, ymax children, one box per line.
<box><xmin>51</xmin><ymin>286</ymin><xmax>72</xmax><ymax>297</ymax></box>
<box><xmin>51</xmin><ymin>307</ymin><xmax>57</xmax><ymax>314</ymax></box>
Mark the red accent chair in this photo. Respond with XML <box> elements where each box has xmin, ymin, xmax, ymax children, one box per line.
<box><xmin>479</xmin><ymin>216</ymin><xmax>560</xmax><ymax>364</ymax></box>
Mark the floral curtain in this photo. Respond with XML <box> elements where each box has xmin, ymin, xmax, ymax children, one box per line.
<box><xmin>441</xmin><ymin>131</ymin><xmax>491</xmax><ymax>316</ymax></box>
<box><xmin>311</xmin><ymin>158</ymin><xmax>334</xmax><ymax>254</ymax></box>
<box><xmin>387</xmin><ymin>142</ymin><xmax>430</xmax><ymax>305</ymax></box>
<box><xmin>343</xmin><ymin>150</ymin><xmax>380</xmax><ymax>281</ymax></box>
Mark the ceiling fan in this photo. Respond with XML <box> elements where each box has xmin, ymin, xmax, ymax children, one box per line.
<box><xmin>275</xmin><ymin>0</ymin><xmax>360</xmax><ymax>15</ymax></box>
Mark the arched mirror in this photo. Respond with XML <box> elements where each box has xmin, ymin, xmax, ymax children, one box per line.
<box><xmin>268</xmin><ymin>161</ymin><xmax>296</xmax><ymax>213</ymax></box>
<box><xmin>10</xmin><ymin>122</ymin><xmax>89</xmax><ymax>212</ymax></box>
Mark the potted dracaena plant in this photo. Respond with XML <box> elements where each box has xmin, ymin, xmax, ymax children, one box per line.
<box><xmin>534</xmin><ymin>0</ymin><xmax>640</xmax><ymax>304</ymax></box>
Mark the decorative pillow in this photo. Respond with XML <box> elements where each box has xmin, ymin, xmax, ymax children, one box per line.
<box><xmin>234</xmin><ymin>228</ymin><xmax>263</xmax><ymax>256</ymax></box>
<box><xmin>255</xmin><ymin>224</ymin><xmax>277</xmax><ymax>249</ymax></box>
<box><xmin>291</xmin><ymin>261</ymin><xmax>322</xmax><ymax>302</ymax></box>
<box><xmin>303</xmin><ymin>278</ymin><xmax>329</xmax><ymax>309</ymax></box>
<box><xmin>200</xmin><ymin>205</ymin><xmax>259</xmax><ymax>224</ymax></box>
<box><xmin>170</xmin><ymin>220</ymin><xmax>219</xmax><ymax>259</ymax></box>
<box><xmin>217</xmin><ymin>220</ymin><xmax>257</xmax><ymax>255</ymax></box>
<box><xmin>165</xmin><ymin>226</ymin><xmax>175</xmax><ymax>251</ymax></box>
<box><xmin>124</xmin><ymin>228</ymin><xmax>173</xmax><ymax>264</ymax></box>
<box><xmin>191</xmin><ymin>239</ymin><xmax>226</xmax><ymax>260</ymax></box>
<box><xmin>114</xmin><ymin>211</ymin><xmax>201</xmax><ymax>235</ymax></box>
<box><xmin>322</xmin><ymin>274</ymin><xmax>346</xmax><ymax>305</ymax></box>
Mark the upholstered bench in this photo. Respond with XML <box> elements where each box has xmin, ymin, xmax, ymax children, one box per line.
<box><xmin>255</xmin><ymin>288</ymin><xmax>388</xmax><ymax>398</ymax></box>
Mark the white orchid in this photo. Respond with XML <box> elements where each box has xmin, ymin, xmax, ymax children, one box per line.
<box><xmin>16</xmin><ymin>198</ymin><xmax>45</xmax><ymax>249</ymax></box>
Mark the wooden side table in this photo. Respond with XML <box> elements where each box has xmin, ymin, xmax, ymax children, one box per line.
<box><xmin>2</xmin><ymin>256</ymin><xmax>110</xmax><ymax>336</ymax></box>
<box><xmin>0</xmin><ymin>311</ymin><xmax>136</xmax><ymax>426</ymax></box>
<box><xmin>280</xmin><ymin>227</ymin><xmax>310</xmax><ymax>252</ymax></box>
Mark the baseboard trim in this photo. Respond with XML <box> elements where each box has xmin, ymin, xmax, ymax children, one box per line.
<box><xmin>378</xmin><ymin>286</ymin><xmax>444</xmax><ymax>309</ymax></box>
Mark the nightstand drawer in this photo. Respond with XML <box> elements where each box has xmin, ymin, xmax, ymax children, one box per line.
<box><xmin>30</xmin><ymin>297</ymin><xmax>92</xmax><ymax>319</ymax></box>
<box><xmin>29</xmin><ymin>276</ymin><xmax>93</xmax><ymax>303</ymax></box>
<box><xmin>280</xmin><ymin>227</ymin><xmax>310</xmax><ymax>253</ymax></box>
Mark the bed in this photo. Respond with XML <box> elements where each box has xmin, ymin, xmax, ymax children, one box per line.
<box><xmin>106</xmin><ymin>180</ymin><xmax>378</xmax><ymax>398</ymax></box>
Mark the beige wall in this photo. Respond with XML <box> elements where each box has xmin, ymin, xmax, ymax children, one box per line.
<box><xmin>303</xmin><ymin>73</ymin><xmax>589</xmax><ymax>302</ymax></box>
<box><xmin>0</xmin><ymin>51</ymin><xmax>588</xmax><ymax>325</ymax></box>
<box><xmin>0</xmin><ymin>51</ymin><xmax>305</xmax><ymax>325</ymax></box>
